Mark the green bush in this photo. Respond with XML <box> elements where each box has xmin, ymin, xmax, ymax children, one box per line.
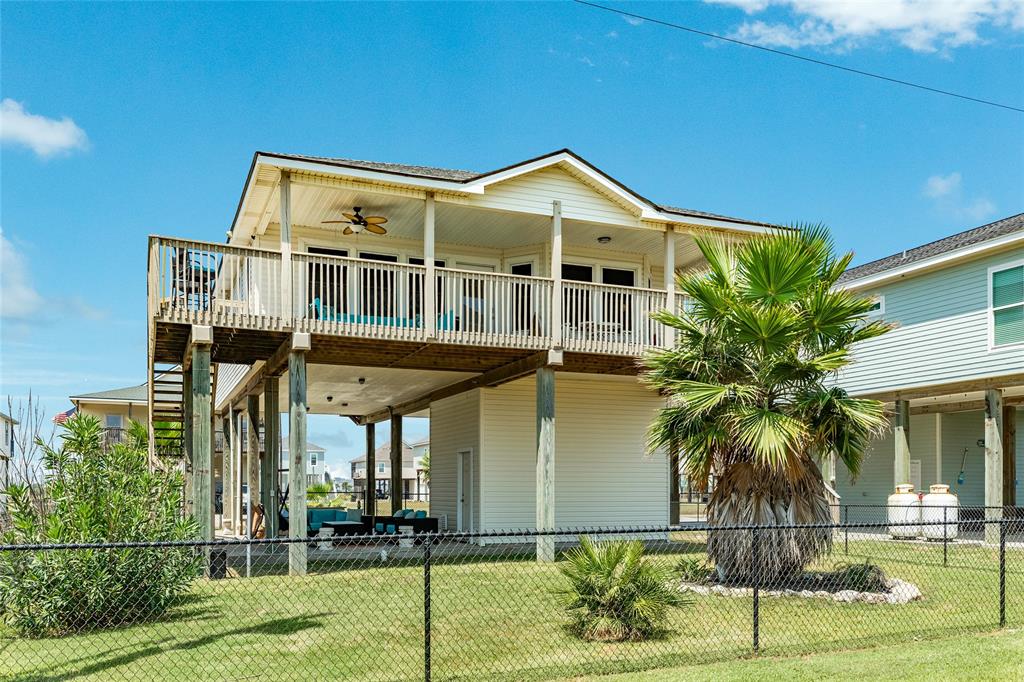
<box><xmin>557</xmin><ymin>536</ymin><xmax>688</xmax><ymax>642</ymax></box>
<box><xmin>675</xmin><ymin>556</ymin><xmax>714</xmax><ymax>584</ymax></box>
<box><xmin>0</xmin><ymin>415</ymin><xmax>200</xmax><ymax>637</ymax></box>
<box><xmin>831</xmin><ymin>560</ymin><xmax>888</xmax><ymax>593</ymax></box>
<box><xmin>307</xmin><ymin>482</ymin><xmax>334</xmax><ymax>508</ymax></box>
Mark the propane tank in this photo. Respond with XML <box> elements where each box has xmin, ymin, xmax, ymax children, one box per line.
<box><xmin>921</xmin><ymin>484</ymin><xmax>959</xmax><ymax>540</ymax></box>
<box><xmin>887</xmin><ymin>484</ymin><xmax>921</xmax><ymax>539</ymax></box>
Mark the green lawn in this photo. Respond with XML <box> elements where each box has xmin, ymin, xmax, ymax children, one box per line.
<box><xmin>3</xmin><ymin>537</ymin><xmax>1020</xmax><ymax>681</ymax></box>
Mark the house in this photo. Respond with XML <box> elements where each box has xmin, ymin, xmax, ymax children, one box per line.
<box><xmin>350</xmin><ymin>438</ymin><xmax>427</xmax><ymax>503</ymax></box>
<box><xmin>148</xmin><ymin>148</ymin><xmax>777</xmax><ymax>565</ymax></box>
<box><xmin>279</xmin><ymin>441</ymin><xmax>328</xmax><ymax>488</ymax></box>
<box><xmin>834</xmin><ymin>213</ymin><xmax>1023</xmax><ymax>539</ymax></box>
<box><xmin>409</xmin><ymin>436</ymin><xmax>430</xmax><ymax>501</ymax></box>
<box><xmin>0</xmin><ymin>410</ymin><xmax>16</xmax><ymax>509</ymax></box>
<box><xmin>66</xmin><ymin>383</ymin><xmax>150</xmax><ymax>446</ymax></box>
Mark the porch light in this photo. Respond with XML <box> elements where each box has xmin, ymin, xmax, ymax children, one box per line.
<box><xmin>597</xmin><ymin>236</ymin><xmax>611</xmax><ymax>244</ymax></box>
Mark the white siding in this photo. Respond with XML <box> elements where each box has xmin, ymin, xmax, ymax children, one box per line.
<box><xmin>428</xmin><ymin>391</ymin><xmax>480</xmax><ymax>531</ymax></box>
<box><xmin>478</xmin><ymin>374</ymin><xmax>668</xmax><ymax>530</ymax></box>
<box><xmin>467</xmin><ymin>166</ymin><xmax>640</xmax><ymax>227</ymax></box>
<box><xmin>839</xmin><ymin>247</ymin><xmax>1024</xmax><ymax>395</ymax></box>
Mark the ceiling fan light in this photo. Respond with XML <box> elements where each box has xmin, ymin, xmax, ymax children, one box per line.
<box><xmin>350</xmin><ymin>223</ymin><xmax>364</xmax><ymax>234</ymax></box>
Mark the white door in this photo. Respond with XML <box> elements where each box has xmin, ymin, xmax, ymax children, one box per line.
<box><xmin>457</xmin><ymin>449</ymin><xmax>475</xmax><ymax>532</ymax></box>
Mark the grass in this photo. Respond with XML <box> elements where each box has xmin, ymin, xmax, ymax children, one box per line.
<box><xmin>3</xmin><ymin>537</ymin><xmax>1020</xmax><ymax>681</ymax></box>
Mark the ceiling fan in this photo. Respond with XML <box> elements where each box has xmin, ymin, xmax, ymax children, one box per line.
<box><xmin>323</xmin><ymin>207</ymin><xmax>388</xmax><ymax>235</ymax></box>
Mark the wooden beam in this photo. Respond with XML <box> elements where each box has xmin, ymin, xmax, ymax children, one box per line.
<box><xmin>911</xmin><ymin>395</ymin><xmax>1024</xmax><ymax>415</ymax></box>
<box><xmin>536</xmin><ymin>366</ymin><xmax>556</xmax><ymax>562</ymax></box>
<box><xmin>858</xmin><ymin>373</ymin><xmax>1024</xmax><ymax>402</ymax></box>
<box><xmin>182</xmin><ymin>325</ymin><xmax>213</xmax><ymax>372</ymax></box>
<box><xmin>984</xmin><ymin>389</ymin><xmax>1003</xmax><ymax>545</ymax></box>
<box><xmin>182</xmin><ymin>361</ymin><xmax>194</xmax><ymax>517</ymax></box>
<box><xmin>222</xmin><ymin>412</ymin><xmax>234</xmax><ymax>532</ymax></box>
<box><xmin>1003</xmin><ymin>405</ymin><xmax>1017</xmax><ymax>508</ymax></box>
<box><xmin>288</xmin><ymin>348</ymin><xmax>308</xmax><ymax>576</ymax></box>
<box><xmin>358</xmin><ymin>350</ymin><xmax>564</xmax><ymax>425</ymax></box>
<box><xmin>246</xmin><ymin>393</ymin><xmax>261</xmax><ymax>536</ymax></box>
<box><xmin>391</xmin><ymin>413</ymin><xmax>403</xmax><ymax>512</ymax></box>
<box><xmin>893</xmin><ymin>399</ymin><xmax>911</xmax><ymax>488</ymax></box>
<box><xmin>191</xmin><ymin>342</ymin><xmax>213</xmax><ymax>542</ymax></box>
<box><xmin>262</xmin><ymin>376</ymin><xmax>280</xmax><ymax>539</ymax></box>
<box><xmin>365</xmin><ymin>422</ymin><xmax>376</xmax><ymax>517</ymax></box>
<box><xmin>550</xmin><ymin>200</ymin><xmax>563</xmax><ymax>347</ymax></box>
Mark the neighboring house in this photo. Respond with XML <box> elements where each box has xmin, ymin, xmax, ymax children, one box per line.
<box><xmin>279</xmin><ymin>441</ymin><xmax>328</xmax><ymax>488</ymax></box>
<box><xmin>0</xmin><ymin>410</ymin><xmax>16</xmax><ymax>506</ymax></box>
<box><xmin>409</xmin><ymin>436</ymin><xmax>430</xmax><ymax>501</ymax></box>
<box><xmin>67</xmin><ymin>382</ymin><xmax>150</xmax><ymax>446</ymax></box>
<box><xmin>351</xmin><ymin>439</ymin><xmax>425</xmax><ymax>501</ymax></box>
<box><xmin>153</xmin><ymin>148</ymin><xmax>777</xmax><ymax>545</ymax></box>
<box><xmin>834</xmin><ymin>214</ymin><xmax>1023</xmax><ymax>515</ymax></box>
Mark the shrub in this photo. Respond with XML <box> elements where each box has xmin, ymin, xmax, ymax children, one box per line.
<box><xmin>831</xmin><ymin>560</ymin><xmax>888</xmax><ymax>593</ymax></box>
<box><xmin>307</xmin><ymin>482</ymin><xmax>334</xmax><ymax>507</ymax></box>
<box><xmin>675</xmin><ymin>556</ymin><xmax>714</xmax><ymax>584</ymax></box>
<box><xmin>0</xmin><ymin>415</ymin><xmax>201</xmax><ymax>637</ymax></box>
<box><xmin>557</xmin><ymin>536</ymin><xmax>688</xmax><ymax>642</ymax></box>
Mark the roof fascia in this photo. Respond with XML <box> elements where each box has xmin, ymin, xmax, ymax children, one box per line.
<box><xmin>255</xmin><ymin>153</ymin><xmax>483</xmax><ymax>194</ymax></box>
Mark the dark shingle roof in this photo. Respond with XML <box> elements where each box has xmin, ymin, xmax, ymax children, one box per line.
<box><xmin>838</xmin><ymin>213</ymin><xmax>1024</xmax><ymax>284</ymax></box>
<box><xmin>260</xmin><ymin>150</ymin><xmax>780</xmax><ymax>229</ymax></box>
<box><xmin>70</xmin><ymin>383</ymin><xmax>149</xmax><ymax>402</ymax></box>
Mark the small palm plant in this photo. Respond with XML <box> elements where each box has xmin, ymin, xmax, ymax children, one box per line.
<box><xmin>557</xmin><ymin>536</ymin><xmax>687</xmax><ymax>641</ymax></box>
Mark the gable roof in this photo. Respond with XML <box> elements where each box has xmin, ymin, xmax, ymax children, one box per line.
<box><xmin>838</xmin><ymin>213</ymin><xmax>1024</xmax><ymax>286</ymax></box>
<box><xmin>351</xmin><ymin>439</ymin><xmax>414</xmax><ymax>464</ymax></box>
<box><xmin>70</xmin><ymin>383</ymin><xmax>149</xmax><ymax>403</ymax></box>
<box><xmin>246</xmin><ymin>148</ymin><xmax>781</xmax><ymax>231</ymax></box>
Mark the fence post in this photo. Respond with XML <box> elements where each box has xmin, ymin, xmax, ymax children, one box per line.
<box><xmin>943</xmin><ymin>506</ymin><xmax>948</xmax><ymax>567</ymax></box>
<box><xmin>752</xmin><ymin>526</ymin><xmax>760</xmax><ymax>653</ymax></box>
<box><xmin>999</xmin><ymin>519</ymin><xmax>1006</xmax><ymax>628</ymax></box>
<box><xmin>424</xmin><ymin>534</ymin><xmax>432</xmax><ymax>681</ymax></box>
<box><xmin>843</xmin><ymin>506</ymin><xmax>849</xmax><ymax>555</ymax></box>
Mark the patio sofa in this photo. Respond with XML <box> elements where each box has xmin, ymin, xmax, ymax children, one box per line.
<box><xmin>306</xmin><ymin>507</ymin><xmax>368</xmax><ymax>536</ymax></box>
<box><xmin>370</xmin><ymin>509</ymin><xmax>440</xmax><ymax>535</ymax></box>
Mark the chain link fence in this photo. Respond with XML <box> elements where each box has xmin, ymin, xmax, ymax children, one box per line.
<box><xmin>1</xmin><ymin>516</ymin><xmax>1021</xmax><ymax>681</ymax></box>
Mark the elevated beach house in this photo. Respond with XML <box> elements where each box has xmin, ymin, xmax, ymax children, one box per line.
<box><xmin>146</xmin><ymin>149</ymin><xmax>777</xmax><ymax>568</ymax></box>
<box><xmin>834</xmin><ymin>214</ymin><xmax>1023</xmax><ymax>540</ymax></box>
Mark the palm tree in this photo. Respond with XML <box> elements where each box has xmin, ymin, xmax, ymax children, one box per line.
<box><xmin>643</xmin><ymin>225</ymin><xmax>890</xmax><ymax>583</ymax></box>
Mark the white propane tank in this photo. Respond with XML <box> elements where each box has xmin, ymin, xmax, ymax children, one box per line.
<box><xmin>921</xmin><ymin>484</ymin><xmax>959</xmax><ymax>540</ymax></box>
<box><xmin>887</xmin><ymin>484</ymin><xmax>921</xmax><ymax>539</ymax></box>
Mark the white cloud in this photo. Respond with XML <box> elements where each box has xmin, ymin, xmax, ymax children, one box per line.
<box><xmin>708</xmin><ymin>0</ymin><xmax>1024</xmax><ymax>53</ymax></box>
<box><xmin>623</xmin><ymin>16</ymin><xmax>645</xmax><ymax>26</ymax></box>
<box><xmin>921</xmin><ymin>171</ymin><xmax>996</xmax><ymax>222</ymax></box>
<box><xmin>578</xmin><ymin>55</ymin><xmax>596</xmax><ymax>67</ymax></box>
<box><xmin>0</xmin><ymin>229</ymin><xmax>44</xmax><ymax>320</ymax></box>
<box><xmin>606</xmin><ymin>30</ymin><xmax>619</xmax><ymax>38</ymax></box>
<box><xmin>0</xmin><ymin>99</ymin><xmax>89</xmax><ymax>158</ymax></box>
<box><xmin>923</xmin><ymin>172</ymin><xmax>961</xmax><ymax>198</ymax></box>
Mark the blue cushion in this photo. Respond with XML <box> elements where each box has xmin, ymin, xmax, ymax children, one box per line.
<box><xmin>437</xmin><ymin>311</ymin><xmax>456</xmax><ymax>330</ymax></box>
<box><xmin>413</xmin><ymin>510</ymin><xmax>427</xmax><ymax>519</ymax></box>
<box><xmin>346</xmin><ymin>508</ymin><xmax>362</xmax><ymax>522</ymax></box>
<box><xmin>393</xmin><ymin>509</ymin><xmax>408</xmax><ymax>518</ymax></box>
<box><xmin>374</xmin><ymin>522</ymin><xmax>384</xmax><ymax>532</ymax></box>
<box><xmin>386</xmin><ymin>524</ymin><xmax>397</xmax><ymax>534</ymax></box>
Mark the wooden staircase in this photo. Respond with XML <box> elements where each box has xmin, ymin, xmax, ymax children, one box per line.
<box><xmin>150</xmin><ymin>363</ymin><xmax>185</xmax><ymax>458</ymax></box>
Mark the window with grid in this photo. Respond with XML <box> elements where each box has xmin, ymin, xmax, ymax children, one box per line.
<box><xmin>991</xmin><ymin>262</ymin><xmax>1023</xmax><ymax>347</ymax></box>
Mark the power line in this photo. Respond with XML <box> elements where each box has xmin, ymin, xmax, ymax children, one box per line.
<box><xmin>573</xmin><ymin>0</ymin><xmax>1024</xmax><ymax>114</ymax></box>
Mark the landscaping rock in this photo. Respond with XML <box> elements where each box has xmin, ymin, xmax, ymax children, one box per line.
<box><xmin>677</xmin><ymin>579</ymin><xmax>924</xmax><ymax>606</ymax></box>
<box><xmin>833</xmin><ymin>590</ymin><xmax>860</xmax><ymax>603</ymax></box>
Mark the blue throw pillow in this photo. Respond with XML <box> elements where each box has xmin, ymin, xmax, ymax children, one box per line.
<box><xmin>413</xmin><ymin>510</ymin><xmax>427</xmax><ymax>519</ymax></box>
<box><xmin>374</xmin><ymin>522</ymin><xmax>384</xmax><ymax>533</ymax></box>
<box><xmin>393</xmin><ymin>509</ymin><xmax>407</xmax><ymax>518</ymax></box>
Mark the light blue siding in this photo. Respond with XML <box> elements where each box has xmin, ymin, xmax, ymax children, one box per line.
<box><xmin>839</xmin><ymin>247</ymin><xmax>1024</xmax><ymax>396</ymax></box>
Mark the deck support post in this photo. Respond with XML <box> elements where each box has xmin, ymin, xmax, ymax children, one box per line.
<box><xmin>223</xmin><ymin>412</ymin><xmax>234</xmax><ymax>532</ymax></box>
<box><xmin>550</xmin><ymin>201</ymin><xmax>563</xmax><ymax>347</ymax></box>
<box><xmin>246</xmin><ymin>393</ymin><xmax>261</xmax><ymax>536</ymax></box>
<box><xmin>182</xmin><ymin>365</ymin><xmax>194</xmax><ymax>518</ymax></box>
<box><xmin>279</xmin><ymin>170</ymin><xmax>293</xmax><ymax>321</ymax></box>
<box><xmin>985</xmin><ymin>389</ymin><xmax>1004</xmax><ymax>545</ymax></box>
<box><xmin>263</xmin><ymin>377</ymin><xmax>280</xmax><ymax>539</ymax></box>
<box><xmin>424</xmin><ymin>192</ymin><xmax>436</xmax><ymax>339</ymax></box>
<box><xmin>365</xmin><ymin>422</ymin><xmax>377</xmax><ymax>517</ymax></box>
<box><xmin>669</xmin><ymin>439</ymin><xmax>680</xmax><ymax>525</ymax></box>
<box><xmin>1003</xmin><ymin>405</ymin><xmax>1016</xmax><ymax>508</ymax></box>
<box><xmin>893</xmin><ymin>399</ymin><xmax>911</xmax><ymax>487</ymax></box>
<box><xmin>663</xmin><ymin>226</ymin><xmax>676</xmax><ymax>348</ymax></box>
<box><xmin>536</xmin><ymin>366</ymin><xmax>556</xmax><ymax>562</ymax></box>
<box><xmin>288</xmin><ymin>334</ymin><xmax>310</xmax><ymax>576</ymax></box>
<box><xmin>391</xmin><ymin>413</ymin><xmax>403</xmax><ymax>513</ymax></box>
<box><xmin>230</xmin><ymin>407</ymin><xmax>244</xmax><ymax>533</ymax></box>
<box><xmin>190</xmin><ymin>340</ymin><xmax>213</xmax><ymax>541</ymax></box>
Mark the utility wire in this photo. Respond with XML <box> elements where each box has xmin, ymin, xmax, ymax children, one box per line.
<box><xmin>574</xmin><ymin>0</ymin><xmax>1024</xmax><ymax>114</ymax></box>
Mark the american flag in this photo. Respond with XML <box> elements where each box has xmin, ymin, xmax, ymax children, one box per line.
<box><xmin>52</xmin><ymin>407</ymin><xmax>76</xmax><ymax>424</ymax></box>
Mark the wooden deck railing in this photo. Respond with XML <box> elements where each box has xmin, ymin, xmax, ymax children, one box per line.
<box><xmin>150</xmin><ymin>237</ymin><xmax>681</xmax><ymax>356</ymax></box>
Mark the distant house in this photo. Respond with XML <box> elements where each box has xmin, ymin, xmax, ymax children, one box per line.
<box><xmin>351</xmin><ymin>439</ymin><xmax>428</xmax><ymax>502</ymax></box>
<box><xmin>835</xmin><ymin>214</ymin><xmax>1023</xmax><ymax>517</ymax></box>
<box><xmin>280</xmin><ymin>441</ymin><xmax>328</xmax><ymax>488</ymax></box>
<box><xmin>0</xmin><ymin>410</ymin><xmax>16</xmax><ymax>503</ymax></box>
<box><xmin>67</xmin><ymin>382</ymin><xmax>149</xmax><ymax>445</ymax></box>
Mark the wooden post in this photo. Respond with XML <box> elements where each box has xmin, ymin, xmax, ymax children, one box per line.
<box><xmin>182</xmin><ymin>366</ymin><xmax>194</xmax><ymax>518</ymax></box>
<box><xmin>263</xmin><ymin>377</ymin><xmax>280</xmax><ymax>539</ymax></box>
<box><xmin>391</xmin><ymin>413</ymin><xmax>403</xmax><ymax>514</ymax></box>
<box><xmin>288</xmin><ymin>338</ymin><xmax>309</xmax><ymax>576</ymax></box>
<box><xmin>279</xmin><ymin>170</ymin><xmax>293</xmax><ymax>321</ymax></box>
<box><xmin>550</xmin><ymin>201</ymin><xmax>563</xmax><ymax>347</ymax></box>
<box><xmin>663</xmin><ymin>226</ymin><xmax>676</xmax><ymax>348</ymax></box>
<box><xmin>893</xmin><ymin>399</ymin><xmax>911</xmax><ymax>488</ymax></box>
<box><xmin>191</xmin><ymin>343</ymin><xmax>213</xmax><ymax>540</ymax></box>
<box><xmin>230</xmin><ymin>407</ymin><xmax>243</xmax><ymax>533</ymax></box>
<box><xmin>985</xmin><ymin>389</ymin><xmax>1004</xmax><ymax>545</ymax></box>
<box><xmin>424</xmin><ymin>193</ymin><xmax>436</xmax><ymax>339</ymax></box>
<box><xmin>669</xmin><ymin>439</ymin><xmax>680</xmax><ymax>525</ymax></box>
<box><xmin>223</xmin><ymin>412</ymin><xmax>234</xmax><ymax>532</ymax></box>
<box><xmin>935</xmin><ymin>413</ymin><xmax>943</xmax><ymax>485</ymax></box>
<box><xmin>1003</xmin><ymin>405</ymin><xmax>1016</xmax><ymax>508</ymax></box>
<box><xmin>365</xmin><ymin>422</ymin><xmax>376</xmax><ymax>517</ymax></box>
<box><xmin>536</xmin><ymin>366</ymin><xmax>556</xmax><ymax>562</ymax></box>
<box><xmin>246</xmin><ymin>393</ymin><xmax>261</xmax><ymax>536</ymax></box>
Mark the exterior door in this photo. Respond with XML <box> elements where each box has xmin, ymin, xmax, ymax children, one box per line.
<box><xmin>457</xmin><ymin>449</ymin><xmax>475</xmax><ymax>532</ymax></box>
<box><xmin>306</xmin><ymin>247</ymin><xmax>348</xmax><ymax>317</ymax></box>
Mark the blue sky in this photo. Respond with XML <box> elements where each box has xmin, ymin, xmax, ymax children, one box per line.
<box><xmin>2</xmin><ymin>1</ymin><xmax>1022</xmax><ymax>474</ymax></box>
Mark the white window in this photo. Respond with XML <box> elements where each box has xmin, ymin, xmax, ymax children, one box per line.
<box><xmin>990</xmin><ymin>260</ymin><xmax>1024</xmax><ymax>348</ymax></box>
<box><xmin>310</xmin><ymin>453</ymin><xmax>317</xmax><ymax>466</ymax></box>
<box><xmin>105</xmin><ymin>414</ymin><xmax>123</xmax><ymax>429</ymax></box>
<box><xmin>378</xmin><ymin>462</ymin><xmax>386</xmax><ymax>474</ymax></box>
<box><xmin>865</xmin><ymin>295</ymin><xmax>885</xmax><ymax>317</ymax></box>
